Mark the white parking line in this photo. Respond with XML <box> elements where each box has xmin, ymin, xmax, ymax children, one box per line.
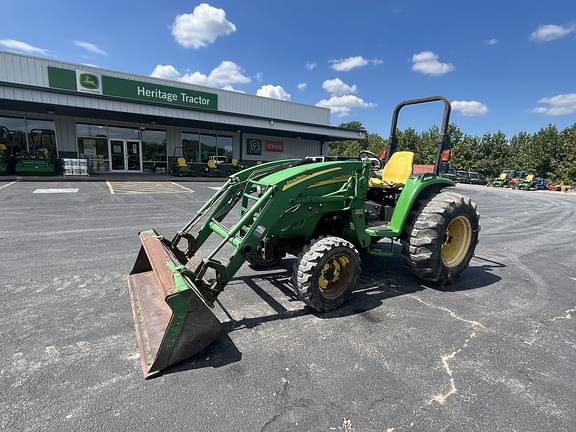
<box><xmin>170</xmin><ymin>182</ymin><xmax>194</xmax><ymax>192</ymax></box>
<box><xmin>33</xmin><ymin>188</ymin><xmax>79</xmax><ymax>194</ymax></box>
<box><xmin>107</xmin><ymin>181</ymin><xmax>194</xmax><ymax>194</ymax></box>
<box><xmin>0</xmin><ymin>180</ymin><xmax>18</xmax><ymax>190</ymax></box>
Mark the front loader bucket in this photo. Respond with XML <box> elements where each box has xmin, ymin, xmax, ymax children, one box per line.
<box><xmin>127</xmin><ymin>229</ymin><xmax>222</xmax><ymax>378</ymax></box>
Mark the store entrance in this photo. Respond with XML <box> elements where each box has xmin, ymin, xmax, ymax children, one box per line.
<box><xmin>109</xmin><ymin>139</ymin><xmax>142</xmax><ymax>172</ymax></box>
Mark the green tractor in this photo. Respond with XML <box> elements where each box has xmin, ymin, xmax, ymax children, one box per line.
<box><xmin>14</xmin><ymin>129</ymin><xmax>59</xmax><ymax>176</ymax></box>
<box><xmin>514</xmin><ymin>174</ymin><xmax>536</xmax><ymax>190</ymax></box>
<box><xmin>0</xmin><ymin>126</ymin><xmax>12</xmax><ymax>175</ymax></box>
<box><xmin>127</xmin><ymin>96</ymin><xmax>480</xmax><ymax>378</ymax></box>
<box><xmin>491</xmin><ymin>169</ymin><xmax>512</xmax><ymax>187</ymax></box>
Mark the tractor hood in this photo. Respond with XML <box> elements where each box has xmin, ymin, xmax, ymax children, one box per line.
<box><xmin>256</xmin><ymin>161</ymin><xmax>363</xmax><ymax>189</ymax></box>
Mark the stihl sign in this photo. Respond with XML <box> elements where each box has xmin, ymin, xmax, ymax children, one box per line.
<box><xmin>265</xmin><ymin>140</ymin><xmax>284</xmax><ymax>152</ymax></box>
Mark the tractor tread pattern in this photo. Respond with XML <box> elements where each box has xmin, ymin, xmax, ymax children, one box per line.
<box><xmin>400</xmin><ymin>191</ymin><xmax>480</xmax><ymax>284</ymax></box>
<box><xmin>292</xmin><ymin>236</ymin><xmax>360</xmax><ymax>311</ymax></box>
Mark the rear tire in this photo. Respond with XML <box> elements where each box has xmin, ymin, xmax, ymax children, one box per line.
<box><xmin>401</xmin><ymin>191</ymin><xmax>480</xmax><ymax>284</ymax></box>
<box><xmin>292</xmin><ymin>236</ymin><xmax>360</xmax><ymax>311</ymax></box>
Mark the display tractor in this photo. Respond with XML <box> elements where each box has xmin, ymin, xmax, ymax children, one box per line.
<box><xmin>491</xmin><ymin>169</ymin><xmax>516</xmax><ymax>187</ymax></box>
<box><xmin>127</xmin><ymin>96</ymin><xmax>480</xmax><ymax>378</ymax></box>
<box><xmin>514</xmin><ymin>174</ymin><xmax>535</xmax><ymax>190</ymax></box>
<box><xmin>0</xmin><ymin>126</ymin><xmax>11</xmax><ymax>174</ymax></box>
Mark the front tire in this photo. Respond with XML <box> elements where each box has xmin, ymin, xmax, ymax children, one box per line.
<box><xmin>293</xmin><ymin>236</ymin><xmax>360</xmax><ymax>311</ymax></box>
<box><xmin>401</xmin><ymin>191</ymin><xmax>480</xmax><ymax>284</ymax></box>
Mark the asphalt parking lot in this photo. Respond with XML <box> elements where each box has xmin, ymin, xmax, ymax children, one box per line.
<box><xmin>1</xmin><ymin>180</ymin><xmax>575</xmax><ymax>431</ymax></box>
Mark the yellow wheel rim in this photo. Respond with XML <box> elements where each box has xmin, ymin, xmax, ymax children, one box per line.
<box><xmin>318</xmin><ymin>255</ymin><xmax>352</xmax><ymax>299</ymax></box>
<box><xmin>441</xmin><ymin>216</ymin><xmax>472</xmax><ymax>267</ymax></box>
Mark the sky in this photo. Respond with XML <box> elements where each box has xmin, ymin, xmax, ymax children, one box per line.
<box><xmin>1</xmin><ymin>0</ymin><xmax>575</xmax><ymax>138</ymax></box>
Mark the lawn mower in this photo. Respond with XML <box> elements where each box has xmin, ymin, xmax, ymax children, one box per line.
<box><xmin>514</xmin><ymin>174</ymin><xmax>536</xmax><ymax>190</ymax></box>
<box><xmin>171</xmin><ymin>147</ymin><xmax>203</xmax><ymax>176</ymax></box>
<box><xmin>127</xmin><ymin>96</ymin><xmax>480</xmax><ymax>378</ymax></box>
<box><xmin>491</xmin><ymin>169</ymin><xmax>515</xmax><ymax>187</ymax></box>
<box><xmin>0</xmin><ymin>126</ymin><xmax>13</xmax><ymax>175</ymax></box>
<box><xmin>13</xmin><ymin>129</ymin><xmax>59</xmax><ymax>175</ymax></box>
<box><xmin>506</xmin><ymin>171</ymin><xmax>526</xmax><ymax>189</ymax></box>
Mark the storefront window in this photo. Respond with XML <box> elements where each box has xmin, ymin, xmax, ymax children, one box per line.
<box><xmin>108</xmin><ymin>126</ymin><xmax>140</xmax><ymax>140</ymax></box>
<box><xmin>0</xmin><ymin>116</ymin><xmax>28</xmax><ymax>156</ymax></box>
<box><xmin>217</xmin><ymin>136</ymin><xmax>233</xmax><ymax>162</ymax></box>
<box><xmin>181</xmin><ymin>132</ymin><xmax>234</xmax><ymax>163</ymax></box>
<box><xmin>77</xmin><ymin>124</ymin><xmax>107</xmax><ymax>138</ymax></box>
<box><xmin>0</xmin><ymin>116</ymin><xmax>57</xmax><ymax>158</ymax></box>
<box><xmin>77</xmin><ymin>123</ymin><xmax>109</xmax><ymax>173</ymax></box>
<box><xmin>27</xmin><ymin>119</ymin><xmax>57</xmax><ymax>159</ymax></box>
<box><xmin>181</xmin><ymin>132</ymin><xmax>200</xmax><ymax>162</ymax></box>
<box><xmin>200</xmin><ymin>134</ymin><xmax>217</xmax><ymax>162</ymax></box>
<box><xmin>141</xmin><ymin>129</ymin><xmax>167</xmax><ymax>172</ymax></box>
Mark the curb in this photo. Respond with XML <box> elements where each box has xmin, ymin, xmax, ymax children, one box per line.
<box><xmin>0</xmin><ymin>175</ymin><xmax>225</xmax><ymax>183</ymax></box>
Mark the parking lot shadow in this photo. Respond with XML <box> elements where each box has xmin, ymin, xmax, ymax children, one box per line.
<box><xmin>162</xmin><ymin>251</ymin><xmax>502</xmax><ymax>375</ymax></box>
<box><xmin>162</xmin><ymin>333</ymin><xmax>243</xmax><ymax>376</ymax></box>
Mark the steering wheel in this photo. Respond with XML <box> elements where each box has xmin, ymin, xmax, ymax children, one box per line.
<box><xmin>358</xmin><ymin>150</ymin><xmax>383</xmax><ymax>170</ymax></box>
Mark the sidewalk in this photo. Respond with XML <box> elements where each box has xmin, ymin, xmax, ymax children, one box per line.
<box><xmin>0</xmin><ymin>174</ymin><xmax>225</xmax><ymax>182</ymax></box>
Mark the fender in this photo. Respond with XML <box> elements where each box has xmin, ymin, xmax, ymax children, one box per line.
<box><xmin>388</xmin><ymin>174</ymin><xmax>455</xmax><ymax>236</ymax></box>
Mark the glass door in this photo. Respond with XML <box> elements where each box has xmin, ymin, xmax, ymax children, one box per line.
<box><xmin>109</xmin><ymin>139</ymin><xmax>142</xmax><ymax>172</ymax></box>
<box><xmin>109</xmin><ymin>139</ymin><xmax>125</xmax><ymax>171</ymax></box>
<box><xmin>126</xmin><ymin>140</ymin><xmax>142</xmax><ymax>171</ymax></box>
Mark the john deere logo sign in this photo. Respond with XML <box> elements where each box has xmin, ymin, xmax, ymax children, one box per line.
<box><xmin>79</xmin><ymin>73</ymin><xmax>99</xmax><ymax>89</ymax></box>
<box><xmin>76</xmin><ymin>70</ymin><xmax>102</xmax><ymax>94</ymax></box>
<box><xmin>48</xmin><ymin>66</ymin><xmax>218</xmax><ymax>111</ymax></box>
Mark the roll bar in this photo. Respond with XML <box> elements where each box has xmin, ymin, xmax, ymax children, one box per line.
<box><xmin>386</xmin><ymin>96</ymin><xmax>451</xmax><ymax>176</ymax></box>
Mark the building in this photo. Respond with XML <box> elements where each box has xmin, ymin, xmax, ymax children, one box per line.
<box><xmin>0</xmin><ymin>51</ymin><xmax>364</xmax><ymax>175</ymax></box>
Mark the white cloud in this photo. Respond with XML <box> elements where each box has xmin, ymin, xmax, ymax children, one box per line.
<box><xmin>305</xmin><ymin>62</ymin><xmax>317</xmax><ymax>70</ymax></box>
<box><xmin>297</xmin><ymin>83</ymin><xmax>307</xmax><ymax>91</ymax></box>
<box><xmin>485</xmin><ymin>38</ymin><xmax>498</xmax><ymax>45</ymax></box>
<box><xmin>411</xmin><ymin>51</ymin><xmax>454</xmax><ymax>76</ymax></box>
<box><xmin>530</xmin><ymin>24</ymin><xmax>575</xmax><ymax>42</ymax></box>
<box><xmin>532</xmin><ymin>93</ymin><xmax>576</xmax><ymax>116</ymax></box>
<box><xmin>74</xmin><ymin>41</ymin><xmax>107</xmax><ymax>55</ymax></box>
<box><xmin>180</xmin><ymin>61</ymin><xmax>251</xmax><ymax>87</ymax></box>
<box><xmin>451</xmin><ymin>100</ymin><xmax>488</xmax><ymax>117</ymax></box>
<box><xmin>330</xmin><ymin>56</ymin><xmax>368</xmax><ymax>72</ymax></box>
<box><xmin>370</xmin><ymin>58</ymin><xmax>384</xmax><ymax>65</ymax></box>
<box><xmin>171</xmin><ymin>3</ymin><xmax>236</xmax><ymax>49</ymax></box>
<box><xmin>0</xmin><ymin>39</ymin><xmax>47</xmax><ymax>54</ymax></box>
<box><xmin>222</xmin><ymin>85</ymin><xmax>246</xmax><ymax>93</ymax></box>
<box><xmin>316</xmin><ymin>95</ymin><xmax>376</xmax><ymax>116</ymax></box>
<box><xmin>322</xmin><ymin>78</ymin><xmax>357</xmax><ymax>96</ymax></box>
<box><xmin>150</xmin><ymin>64</ymin><xmax>180</xmax><ymax>80</ymax></box>
<box><xmin>256</xmin><ymin>85</ymin><xmax>291</xmax><ymax>101</ymax></box>
<box><xmin>254</xmin><ymin>72</ymin><xmax>263</xmax><ymax>82</ymax></box>
<box><xmin>149</xmin><ymin>61</ymin><xmax>250</xmax><ymax>90</ymax></box>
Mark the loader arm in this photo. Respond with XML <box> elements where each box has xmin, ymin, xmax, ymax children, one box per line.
<box><xmin>128</xmin><ymin>159</ymin><xmax>345</xmax><ymax>378</ymax></box>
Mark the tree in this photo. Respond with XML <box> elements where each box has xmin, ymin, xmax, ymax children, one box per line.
<box><xmin>325</xmin><ymin>119</ymin><xmax>576</xmax><ymax>186</ymax></box>
<box><xmin>328</xmin><ymin>121</ymin><xmax>367</xmax><ymax>156</ymax></box>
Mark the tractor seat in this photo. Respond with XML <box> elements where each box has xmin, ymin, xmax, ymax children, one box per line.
<box><xmin>369</xmin><ymin>151</ymin><xmax>414</xmax><ymax>188</ymax></box>
<box><xmin>177</xmin><ymin>157</ymin><xmax>187</xmax><ymax>168</ymax></box>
